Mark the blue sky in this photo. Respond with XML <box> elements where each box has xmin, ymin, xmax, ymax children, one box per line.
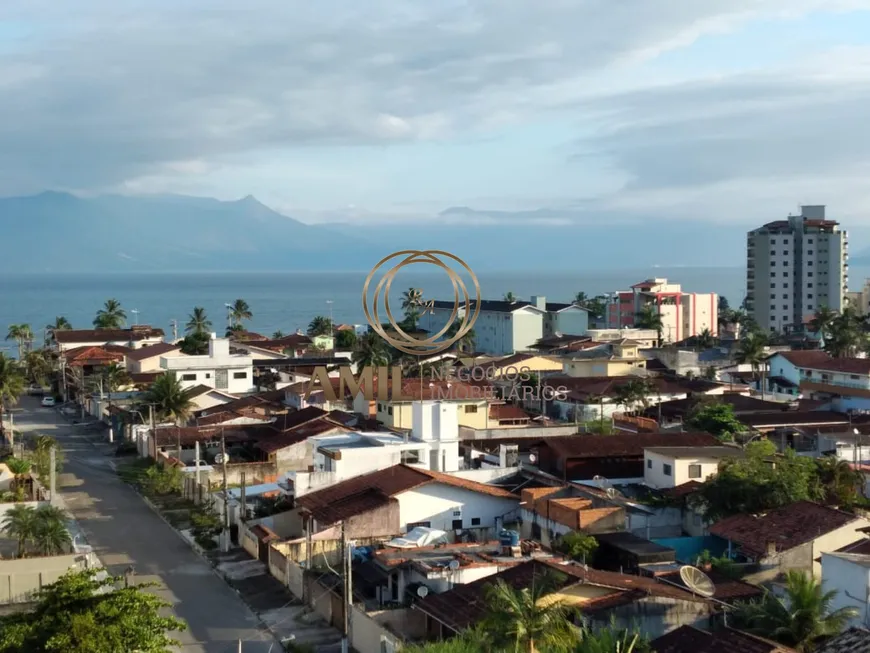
<box><xmin>3</xmin><ymin>2</ymin><xmax>870</xmax><ymax>226</ymax></box>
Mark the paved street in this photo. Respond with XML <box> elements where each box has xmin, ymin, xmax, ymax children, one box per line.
<box><xmin>12</xmin><ymin>396</ymin><xmax>284</xmax><ymax>653</ymax></box>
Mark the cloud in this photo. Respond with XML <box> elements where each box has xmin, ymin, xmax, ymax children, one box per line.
<box><xmin>1</xmin><ymin>0</ymin><xmax>864</xmax><ymax>197</ymax></box>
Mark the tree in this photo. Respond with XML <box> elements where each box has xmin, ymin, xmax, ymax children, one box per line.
<box><xmin>402</xmin><ymin>288</ymin><xmax>424</xmax><ymax>320</ymax></box>
<box><xmin>810</xmin><ymin>306</ymin><xmax>837</xmax><ymax>338</ymax></box>
<box><xmin>816</xmin><ymin>456</ymin><xmax>863</xmax><ymax>508</ymax></box>
<box><xmin>144</xmin><ymin>373</ymin><xmax>194</xmax><ymax>425</ymax></box>
<box><xmin>718</xmin><ymin>296</ymin><xmax>730</xmax><ymax>313</ymax></box>
<box><xmin>229</xmin><ymin>298</ymin><xmax>252</xmax><ymax>326</ymax></box>
<box><xmin>179</xmin><ymin>332</ymin><xmax>209</xmax><ymax>355</ymax></box>
<box><xmin>308</xmin><ymin>315</ymin><xmax>333</xmax><ymax>336</ymax></box>
<box><xmin>735</xmin><ymin>331</ymin><xmax>768</xmax><ymax>397</ymax></box>
<box><xmin>824</xmin><ymin>308</ymin><xmax>866</xmax><ymax>357</ymax></box>
<box><xmin>447</xmin><ymin>319</ymin><xmax>476</xmax><ymax>353</ymax></box>
<box><xmin>45</xmin><ymin>316</ymin><xmax>72</xmax><ymax>346</ymax></box>
<box><xmin>352</xmin><ymin>332</ymin><xmax>391</xmax><ymax>368</ymax></box>
<box><xmin>272</xmin><ymin>330</ymin><xmax>285</xmax><ymax>339</ymax></box>
<box><xmin>403</xmin><ymin>627</ymin><xmax>489</xmax><ymax>652</ymax></box>
<box><xmin>336</xmin><ymin>329</ymin><xmax>357</xmax><ymax>350</ymax></box>
<box><xmin>22</xmin><ymin>349</ymin><xmax>51</xmax><ymax>385</ymax></box>
<box><xmin>556</xmin><ymin>531</ymin><xmax>598</xmax><ymax>563</ymax></box>
<box><xmin>0</xmin><ymin>569</ymin><xmax>186</xmax><ymax>652</ymax></box>
<box><xmin>99</xmin><ymin>362</ymin><xmax>131</xmax><ymax>418</ymax></box>
<box><xmin>634</xmin><ymin>305</ymin><xmax>663</xmax><ymax>343</ymax></box>
<box><xmin>0</xmin><ymin>353</ymin><xmax>25</xmax><ymax>438</ymax></box>
<box><xmin>185</xmin><ymin>306</ymin><xmax>212</xmax><ymax>336</ymax></box>
<box><xmin>482</xmin><ymin>571</ymin><xmax>581</xmax><ymax>653</ymax></box>
<box><xmin>733</xmin><ymin>570</ymin><xmax>857</xmax><ymax>651</ymax></box>
<box><xmin>685</xmin><ymin>400</ymin><xmax>745</xmax><ymax>441</ymax></box>
<box><xmin>2</xmin><ymin>504</ymin><xmax>37</xmax><ymax>558</ymax></box>
<box><xmin>696</xmin><ymin>328</ymin><xmax>716</xmax><ymax>349</ymax></box>
<box><xmin>5</xmin><ymin>457</ymin><xmax>31</xmax><ymax>495</ymax></box>
<box><xmin>93</xmin><ymin>299</ymin><xmax>126</xmax><ymax>329</ymax></box>
<box><xmin>574</xmin><ymin>291</ymin><xmax>588</xmax><ymax>306</ymax></box>
<box><xmin>225</xmin><ymin>323</ymin><xmax>245</xmax><ymax>338</ymax></box>
<box><xmin>574</xmin><ymin>620</ymin><xmax>651</xmax><ymax>653</ymax></box>
<box><xmin>612</xmin><ymin>379</ymin><xmax>652</xmax><ymax>415</ymax></box>
<box><xmin>5</xmin><ymin>324</ymin><xmax>34</xmax><ymax>359</ymax></box>
<box><xmin>503</xmin><ymin>292</ymin><xmax>518</xmax><ymax>303</ymax></box>
<box><xmin>31</xmin><ymin>505</ymin><xmax>71</xmax><ymax>556</ymax></box>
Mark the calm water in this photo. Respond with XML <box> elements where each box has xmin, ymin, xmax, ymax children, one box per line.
<box><xmin>0</xmin><ymin>266</ymin><xmax>807</xmax><ymax>345</ymax></box>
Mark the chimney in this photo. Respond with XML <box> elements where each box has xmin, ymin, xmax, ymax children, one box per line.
<box><xmin>530</xmin><ymin>295</ymin><xmax>547</xmax><ymax>311</ymax></box>
<box><xmin>209</xmin><ymin>336</ymin><xmax>230</xmax><ymax>358</ymax></box>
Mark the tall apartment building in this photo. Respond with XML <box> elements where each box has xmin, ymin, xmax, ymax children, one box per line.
<box><xmin>604</xmin><ymin>278</ymin><xmax>718</xmax><ymax>344</ymax></box>
<box><xmin>746</xmin><ymin>205</ymin><xmax>848</xmax><ymax>333</ymax></box>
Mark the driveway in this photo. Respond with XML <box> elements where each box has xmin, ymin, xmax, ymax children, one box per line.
<box><xmin>12</xmin><ymin>396</ymin><xmax>284</xmax><ymax>653</ymax></box>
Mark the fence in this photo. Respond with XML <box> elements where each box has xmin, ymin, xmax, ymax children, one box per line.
<box><xmin>612</xmin><ymin>413</ymin><xmax>658</xmax><ymax>433</ymax></box>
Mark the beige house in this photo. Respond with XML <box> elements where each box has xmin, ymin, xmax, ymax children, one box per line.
<box><xmin>124</xmin><ymin>342</ymin><xmax>183</xmax><ymax>373</ymax></box>
<box><xmin>487</xmin><ymin>353</ymin><xmax>563</xmax><ymax>378</ymax></box>
<box><xmin>353</xmin><ymin>381</ymin><xmax>494</xmax><ymax>430</ymax></box>
<box><xmin>562</xmin><ymin>340</ymin><xmax>647</xmax><ymax>378</ymax></box>
<box><xmin>643</xmin><ymin>446</ymin><xmax>745</xmax><ymax>490</ymax></box>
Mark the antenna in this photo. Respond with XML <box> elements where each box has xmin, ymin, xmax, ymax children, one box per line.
<box><xmin>416</xmin><ymin>585</ymin><xmax>430</xmax><ymax>598</ymax></box>
<box><xmin>679</xmin><ymin>565</ymin><xmax>715</xmax><ymax>598</ymax></box>
<box><xmin>447</xmin><ymin>559</ymin><xmax>460</xmax><ymax>571</ymax></box>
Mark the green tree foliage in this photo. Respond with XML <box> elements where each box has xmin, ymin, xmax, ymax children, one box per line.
<box><xmin>229</xmin><ymin>298</ymin><xmax>253</xmax><ymax>326</ymax></box>
<box><xmin>692</xmin><ymin>447</ymin><xmax>823</xmax><ymax>522</ymax></box>
<box><xmin>555</xmin><ymin>531</ymin><xmax>598</xmax><ymax>563</ymax></box>
<box><xmin>684</xmin><ymin>400</ymin><xmax>745</xmax><ymax>441</ymax></box>
<box><xmin>634</xmin><ymin>305</ymin><xmax>663</xmax><ymax>342</ymax></box>
<box><xmin>45</xmin><ymin>316</ymin><xmax>72</xmax><ymax>345</ymax></box>
<box><xmin>335</xmin><ymin>329</ymin><xmax>357</xmax><ymax>350</ymax></box>
<box><xmin>503</xmin><ymin>292</ymin><xmax>518</xmax><ymax>302</ymax></box>
<box><xmin>816</xmin><ymin>456</ymin><xmax>864</xmax><ymax>508</ymax></box>
<box><xmin>733</xmin><ymin>570</ymin><xmax>857</xmax><ymax>652</ymax></box>
<box><xmin>0</xmin><ymin>569</ymin><xmax>186</xmax><ymax>652</ymax></box>
<box><xmin>611</xmin><ymin>379</ymin><xmax>653</xmax><ymax>415</ymax></box>
<box><xmin>352</xmin><ymin>332</ymin><xmax>391</xmax><ymax>367</ymax></box>
<box><xmin>823</xmin><ymin>307</ymin><xmax>866</xmax><ymax>357</ymax></box>
<box><xmin>22</xmin><ymin>349</ymin><xmax>52</xmax><ymax>385</ymax></box>
<box><xmin>144</xmin><ymin>373</ymin><xmax>194</xmax><ymax>424</ymax></box>
<box><xmin>5</xmin><ymin>324</ymin><xmax>34</xmax><ymax>359</ymax></box>
<box><xmin>307</xmin><ymin>315</ymin><xmax>333</xmax><ymax>336</ymax></box>
<box><xmin>1</xmin><ymin>504</ymin><xmax>70</xmax><ymax>558</ymax></box>
<box><xmin>575</xmin><ymin>293</ymin><xmax>608</xmax><ymax>320</ymax></box>
<box><xmin>93</xmin><ymin>299</ymin><xmax>126</xmax><ymax>330</ymax></box>
<box><xmin>142</xmin><ymin>464</ymin><xmax>183</xmax><ymax>496</ymax></box>
<box><xmin>575</xmin><ymin>618</ymin><xmax>651</xmax><ymax>653</ymax></box>
<box><xmin>184</xmin><ymin>306</ymin><xmax>212</xmax><ymax>336</ymax></box>
<box><xmin>179</xmin><ymin>331</ymin><xmax>209</xmax><ymax>355</ymax></box>
<box><xmin>26</xmin><ymin>435</ymin><xmax>65</xmax><ymax>480</ymax></box>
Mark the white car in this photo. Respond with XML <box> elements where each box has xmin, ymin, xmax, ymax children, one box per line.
<box><xmin>41</xmin><ymin>396</ymin><xmax>56</xmax><ymax>407</ymax></box>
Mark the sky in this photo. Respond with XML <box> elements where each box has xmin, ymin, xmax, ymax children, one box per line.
<box><xmin>3</xmin><ymin>1</ymin><xmax>870</xmax><ymax>226</ymax></box>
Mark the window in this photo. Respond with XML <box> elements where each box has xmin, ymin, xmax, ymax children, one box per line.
<box><xmin>452</xmin><ymin>519</ymin><xmax>463</xmax><ymax>530</ymax></box>
<box><xmin>808</xmin><ymin>294</ymin><xmax>813</xmax><ymax>299</ymax></box>
<box><xmin>783</xmin><ymin>305</ymin><xmax>788</xmax><ymax>310</ymax></box>
<box><xmin>647</xmin><ymin>459</ymin><xmax>652</xmax><ymax>469</ymax></box>
<box><xmin>783</xmin><ymin>272</ymin><xmax>789</xmax><ymax>277</ymax></box>
<box><xmin>471</xmin><ymin>517</ymin><xmax>481</xmax><ymax>526</ymax></box>
<box><xmin>770</xmin><ymin>272</ymin><xmax>776</xmax><ymax>277</ymax></box>
<box><xmin>407</xmin><ymin>521</ymin><xmax>431</xmax><ymax>529</ymax></box>
<box><xmin>388</xmin><ymin>407</ymin><xmax>394</xmax><ymax>415</ymax></box>
<box><xmin>808</xmin><ymin>283</ymin><xmax>813</xmax><ymax>288</ymax></box>
<box><xmin>770</xmin><ymin>294</ymin><xmax>776</xmax><ymax>299</ymax></box>
<box><xmin>808</xmin><ymin>261</ymin><xmax>813</xmax><ymax>266</ymax></box>
<box><xmin>215</xmin><ymin>369</ymin><xmax>228</xmax><ymax>389</ymax></box>
<box><xmin>771</xmin><ymin>261</ymin><xmax>776</xmax><ymax>266</ymax></box>
<box><xmin>663</xmin><ymin>463</ymin><xmax>672</xmax><ymax>476</ymax></box>
<box><xmin>784</xmin><ymin>283</ymin><xmax>789</xmax><ymax>288</ymax></box>
<box><xmin>182</xmin><ymin>373</ymin><xmax>196</xmax><ymax>381</ymax></box>
<box><xmin>771</xmin><ymin>283</ymin><xmax>776</xmax><ymax>288</ymax></box>
<box><xmin>808</xmin><ymin>250</ymin><xmax>814</xmax><ymax>255</ymax></box>
<box><xmin>452</xmin><ymin>508</ymin><xmax>462</xmax><ymax>517</ymax></box>
<box><xmin>782</xmin><ymin>295</ymin><xmax>788</xmax><ymax>299</ymax></box>
<box><xmin>232</xmin><ymin>372</ymin><xmax>247</xmax><ymax>379</ymax></box>
<box><xmin>808</xmin><ymin>238</ymin><xmax>814</xmax><ymax>243</ymax></box>
<box><xmin>851</xmin><ymin>375</ymin><xmax>860</xmax><ymax>380</ymax></box>
<box><xmin>464</xmin><ymin>405</ymin><xmax>478</xmax><ymax>414</ymax></box>
<box><xmin>688</xmin><ymin>464</ymin><xmax>702</xmax><ymax>479</ymax></box>
<box><xmin>771</xmin><ymin>239</ymin><xmax>776</xmax><ymax>244</ymax></box>
<box><xmin>205</xmin><ymin>373</ymin><xmax>211</xmax><ymax>379</ymax></box>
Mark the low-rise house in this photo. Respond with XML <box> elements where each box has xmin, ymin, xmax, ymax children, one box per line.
<box><xmin>535</xmin><ymin>432</ymin><xmax>721</xmax><ymax>482</ymax></box>
<box><xmin>586</xmin><ymin>328</ymin><xmax>659</xmax><ymax>349</ymax></box>
<box><xmin>413</xmin><ymin>558</ymin><xmax>715</xmax><ymax>642</ymax></box>
<box><xmin>768</xmin><ymin>350</ymin><xmax>870</xmax><ymax>407</ymax></box>
<box><xmin>283</xmin><ymin>377</ymin><xmax>354</xmax><ymax>412</ymax></box>
<box><xmin>483</xmin><ymin>352</ymin><xmax>564</xmax><ymax>378</ymax></box>
<box><xmin>284</xmin><ymin>464</ymin><xmax>520</xmax><ymax>544</ymax></box>
<box><xmin>422</xmin><ymin>299</ymin><xmax>546</xmax><ymax>356</ymax></box>
<box><xmin>526</xmin><ymin>295</ymin><xmax>589</xmax><ymax>338</ymax></box>
<box><xmin>235</xmin><ymin>333</ymin><xmax>313</xmax><ymax>357</ymax></box>
<box><xmin>561</xmin><ymin>339</ymin><xmax>647</xmax><ymax>377</ymax></box>
<box><xmin>53</xmin><ymin>325</ymin><xmax>165</xmax><ymax>352</ymax></box>
<box><xmin>822</xmin><ymin>551</ymin><xmax>870</xmax><ymax>630</ymax></box>
<box><xmin>644</xmin><ymin>394</ymin><xmax>790</xmax><ymax>426</ymax></box>
<box><xmin>161</xmin><ymin>335</ymin><xmax>254</xmax><ymax>394</ymax></box>
<box><xmin>651</xmin><ymin>625</ymin><xmax>796</xmax><ymax>652</ymax></box>
<box><xmin>61</xmin><ymin>344</ymin><xmax>130</xmax><ymax>402</ymax></box>
<box><xmin>643</xmin><ymin>446</ymin><xmax>746</xmax><ymax>490</ymax></box>
<box><xmin>517</xmin><ymin>486</ymin><xmax>625</xmax><ymax>548</ymax></box>
<box><xmin>124</xmin><ymin>342</ymin><xmax>182</xmax><ymax>373</ymax></box>
<box><xmin>709</xmin><ymin>500</ymin><xmax>870</xmax><ymax>581</ymax></box>
<box><xmin>183</xmin><ymin>384</ymin><xmax>241</xmax><ymax>412</ymax></box>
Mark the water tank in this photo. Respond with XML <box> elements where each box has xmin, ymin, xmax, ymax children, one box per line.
<box><xmin>499</xmin><ymin>530</ymin><xmax>520</xmax><ymax>547</ymax></box>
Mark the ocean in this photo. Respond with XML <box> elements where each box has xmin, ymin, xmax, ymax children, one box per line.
<box><xmin>0</xmin><ymin>265</ymin><xmax>844</xmax><ymax>345</ymax></box>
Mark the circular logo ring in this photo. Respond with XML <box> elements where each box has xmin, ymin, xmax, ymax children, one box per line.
<box><xmin>362</xmin><ymin>250</ymin><xmax>480</xmax><ymax>356</ymax></box>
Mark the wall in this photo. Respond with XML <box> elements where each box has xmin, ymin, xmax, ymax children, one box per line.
<box><xmin>591</xmin><ymin>596</ymin><xmax>712</xmax><ymax>641</ymax></box>
<box><xmin>0</xmin><ymin>553</ymin><xmax>96</xmax><ymax>604</ymax></box>
<box><xmin>811</xmin><ymin>519</ymin><xmax>870</xmax><ymax>577</ymax></box>
<box><xmin>379</xmin><ymin>400</ymin><xmax>489</xmax><ymax>431</ymax></box>
<box><xmin>273</xmin><ymin>440</ymin><xmax>312</xmax><ymax>474</ymax></box>
<box><xmin>551</xmin><ymin>309</ymin><xmax>589</xmax><ymax>338</ymax></box>
<box><xmin>458</xmin><ymin>424</ymin><xmax>577</xmax><ymax>441</ymax></box>
<box><xmin>626</xmin><ymin>506</ymin><xmax>683</xmax><ymax>539</ymax></box>
<box><xmin>822</xmin><ymin>553</ymin><xmax>870</xmax><ymax>629</ymax></box>
<box><xmin>512</xmin><ymin>309</ymin><xmax>544</xmax><ymax>353</ymax></box>
<box><xmin>396</xmin><ymin>484</ymin><xmax>518</xmax><ymax>534</ymax></box>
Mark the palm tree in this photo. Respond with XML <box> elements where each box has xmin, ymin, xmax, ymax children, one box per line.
<box><xmin>2</xmin><ymin>504</ymin><xmax>37</xmax><ymax>558</ymax></box>
<box><xmin>272</xmin><ymin>330</ymin><xmax>285</xmax><ymax>339</ymax></box>
<box><xmin>503</xmin><ymin>292</ymin><xmax>518</xmax><ymax>303</ymax></box>
<box><xmin>817</xmin><ymin>456</ymin><xmax>863</xmax><ymax>507</ymax></box>
<box><xmin>352</xmin><ymin>332</ymin><xmax>391</xmax><ymax>368</ymax></box>
<box><xmin>634</xmin><ymin>305</ymin><xmax>664</xmax><ymax>344</ymax></box>
<box><xmin>574</xmin><ymin>291</ymin><xmax>589</xmax><ymax>306</ymax></box>
<box><xmin>185</xmin><ymin>307</ymin><xmax>212</xmax><ymax>336</ymax></box>
<box><xmin>0</xmin><ymin>353</ymin><xmax>25</xmax><ymax>438</ymax></box>
<box><xmin>733</xmin><ymin>569</ymin><xmax>857</xmax><ymax>651</ymax></box>
<box><xmin>825</xmin><ymin>308</ymin><xmax>865</xmax><ymax>357</ymax></box>
<box><xmin>696</xmin><ymin>328</ymin><xmax>716</xmax><ymax>349</ymax></box>
<box><xmin>402</xmin><ymin>288</ymin><xmax>424</xmax><ymax>311</ymax></box>
<box><xmin>225</xmin><ymin>324</ymin><xmax>245</xmax><ymax>339</ymax></box>
<box><xmin>144</xmin><ymin>373</ymin><xmax>194</xmax><ymax>425</ymax></box>
<box><xmin>307</xmin><ymin>315</ymin><xmax>333</xmax><ymax>337</ymax></box>
<box><xmin>229</xmin><ymin>299</ymin><xmax>252</xmax><ymax>327</ymax></box>
<box><xmin>22</xmin><ymin>349</ymin><xmax>51</xmax><ymax>385</ymax></box>
<box><xmin>736</xmin><ymin>331</ymin><xmax>768</xmax><ymax>398</ymax></box>
<box><xmin>446</xmin><ymin>319</ymin><xmax>476</xmax><ymax>353</ymax></box>
<box><xmin>574</xmin><ymin>621</ymin><xmax>650</xmax><ymax>653</ymax></box>
<box><xmin>482</xmin><ymin>571</ymin><xmax>581</xmax><ymax>653</ymax></box>
<box><xmin>6</xmin><ymin>324</ymin><xmax>34</xmax><ymax>359</ymax></box>
<box><xmin>45</xmin><ymin>316</ymin><xmax>72</xmax><ymax>346</ymax></box>
<box><xmin>93</xmin><ymin>299</ymin><xmax>126</xmax><ymax>329</ymax></box>
<box><xmin>810</xmin><ymin>306</ymin><xmax>837</xmax><ymax>339</ymax></box>
<box><xmin>5</xmin><ymin>457</ymin><xmax>32</xmax><ymax>495</ymax></box>
<box><xmin>31</xmin><ymin>505</ymin><xmax>71</xmax><ymax>556</ymax></box>
<box><xmin>100</xmin><ymin>362</ymin><xmax>131</xmax><ymax>420</ymax></box>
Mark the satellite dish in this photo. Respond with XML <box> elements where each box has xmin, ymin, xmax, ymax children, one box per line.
<box><xmin>528</xmin><ymin>453</ymin><xmax>537</xmax><ymax>464</ymax></box>
<box><xmin>447</xmin><ymin>559</ymin><xmax>460</xmax><ymax>571</ymax></box>
<box><xmin>679</xmin><ymin>565</ymin><xmax>715</xmax><ymax>598</ymax></box>
<box><xmin>214</xmin><ymin>453</ymin><xmax>228</xmax><ymax>465</ymax></box>
<box><xmin>416</xmin><ymin>585</ymin><xmax>430</xmax><ymax>598</ymax></box>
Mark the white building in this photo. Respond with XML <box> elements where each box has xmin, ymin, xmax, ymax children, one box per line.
<box><xmin>423</xmin><ymin>299</ymin><xmax>545</xmax><ymax>355</ymax></box>
<box><xmin>160</xmin><ymin>334</ymin><xmax>254</xmax><ymax>394</ymax></box>
<box><xmin>643</xmin><ymin>446</ymin><xmax>745</xmax><ymax>490</ymax></box>
<box><xmin>124</xmin><ymin>342</ymin><xmax>183</xmax><ymax>373</ymax></box>
<box><xmin>289</xmin><ymin>401</ymin><xmax>461</xmax><ymax>497</ymax></box>
<box><xmin>747</xmin><ymin>205</ymin><xmax>849</xmax><ymax>333</ymax></box>
<box><xmin>527</xmin><ymin>296</ymin><xmax>589</xmax><ymax>338</ymax></box>
<box><xmin>822</xmin><ymin>550</ymin><xmax>870</xmax><ymax>629</ymax></box>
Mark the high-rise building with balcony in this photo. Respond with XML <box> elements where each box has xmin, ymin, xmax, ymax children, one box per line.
<box><xmin>746</xmin><ymin>205</ymin><xmax>848</xmax><ymax>333</ymax></box>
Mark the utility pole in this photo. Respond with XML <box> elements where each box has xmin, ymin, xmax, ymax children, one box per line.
<box><xmin>340</xmin><ymin>520</ymin><xmax>350</xmax><ymax>653</ymax></box>
<box><xmin>304</xmin><ymin>514</ymin><xmax>313</xmax><ymax>605</ymax></box>
<box><xmin>240</xmin><ymin>472</ymin><xmax>247</xmax><ymax>523</ymax></box>
<box><xmin>221</xmin><ymin>429</ymin><xmax>230</xmax><ymax>552</ymax></box>
<box><xmin>49</xmin><ymin>446</ymin><xmax>57</xmax><ymax>505</ymax></box>
<box><xmin>170</xmin><ymin>319</ymin><xmax>178</xmax><ymax>342</ymax></box>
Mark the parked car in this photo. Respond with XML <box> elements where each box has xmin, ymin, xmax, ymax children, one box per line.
<box><xmin>27</xmin><ymin>384</ymin><xmax>46</xmax><ymax>396</ymax></box>
<box><xmin>41</xmin><ymin>396</ymin><xmax>56</xmax><ymax>407</ymax></box>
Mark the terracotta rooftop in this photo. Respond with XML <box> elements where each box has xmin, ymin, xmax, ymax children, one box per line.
<box><xmin>255</xmin><ymin>417</ymin><xmax>349</xmax><ymax>453</ymax></box>
<box><xmin>488</xmin><ymin>404</ymin><xmax>531</xmax><ymax>422</ymax></box>
<box><xmin>540</xmin><ymin>432</ymin><xmax>720</xmax><ymax>459</ymax></box>
<box><xmin>238</xmin><ymin>334</ymin><xmax>313</xmax><ymax>352</ymax></box>
<box><xmin>62</xmin><ymin>344</ymin><xmax>130</xmax><ymax>366</ymax></box>
<box><xmin>709</xmin><ymin>501</ymin><xmax>861</xmax><ymax>558</ymax></box>
<box><xmin>55</xmin><ymin>326</ymin><xmax>164</xmax><ymax>344</ymax></box>
<box><xmin>124</xmin><ymin>341</ymin><xmax>180</xmax><ymax>361</ymax></box>
<box><xmin>772</xmin><ymin>350</ymin><xmax>870</xmax><ymax>374</ymax></box>
<box><xmin>296</xmin><ymin>464</ymin><xmax>517</xmax><ymax>525</ymax></box>
<box><xmin>655</xmin><ymin>568</ymin><xmax>763</xmax><ymax>603</ymax></box>
<box><xmin>651</xmin><ymin>625</ymin><xmax>796</xmax><ymax>652</ymax></box>
<box><xmin>543</xmin><ymin>375</ymin><xmax>722</xmax><ymax>400</ymax></box>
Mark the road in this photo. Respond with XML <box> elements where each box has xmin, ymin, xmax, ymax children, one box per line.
<box><xmin>13</xmin><ymin>396</ymin><xmax>283</xmax><ymax>653</ymax></box>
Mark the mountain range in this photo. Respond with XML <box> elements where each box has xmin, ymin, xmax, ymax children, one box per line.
<box><xmin>3</xmin><ymin>191</ymin><xmax>869</xmax><ymax>273</ymax></box>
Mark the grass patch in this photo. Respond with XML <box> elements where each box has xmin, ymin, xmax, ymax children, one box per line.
<box><xmin>195</xmin><ymin>535</ymin><xmax>218</xmax><ymax>551</ymax></box>
<box><xmin>116</xmin><ymin>459</ymin><xmax>152</xmax><ymax>486</ymax></box>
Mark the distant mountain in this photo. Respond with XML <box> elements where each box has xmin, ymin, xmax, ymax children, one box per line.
<box><xmin>0</xmin><ymin>192</ymin><xmax>376</xmax><ymax>272</ymax></box>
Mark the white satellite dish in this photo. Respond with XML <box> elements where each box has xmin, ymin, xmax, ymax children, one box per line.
<box><xmin>416</xmin><ymin>585</ymin><xmax>429</xmax><ymax>598</ymax></box>
<box><xmin>679</xmin><ymin>565</ymin><xmax>715</xmax><ymax>598</ymax></box>
<box><xmin>447</xmin><ymin>559</ymin><xmax>460</xmax><ymax>571</ymax></box>
<box><xmin>214</xmin><ymin>453</ymin><xmax>228</xmax><ymax>465</ymax></box>
<box><xmin>528</xmin><ymin>453</ymin><xmax>537</xmax><ymax>464</ymax></box>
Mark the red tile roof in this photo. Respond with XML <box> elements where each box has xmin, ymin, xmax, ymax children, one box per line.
<box><xmin>55</xmin><ymin>327</ymin><xmax>164</xmax><ymax>344</ymax></box>
<box><xmin>773</xmin><ymin>350</ymin><xmax>870</xmax><ymax>375</ymax></box>
<box><xmin>651</xmin><ymin>625</ymin><xmax>795</xmax><ymax>652</ymax></box>
<box><xmin>238</xmin><ymin>334</ymin><xmax>312</xmax><ymax>352</ymax></box>
<box><xmin>296</xmin><ymin>464</ymin><xmax>517</xmax><ymax>525</ymax></box>
<box><xmin>489</xmin><ymin>404</ymin><xmax>531</xmax><ymax>422</ymax></box>
<box><xmin>62</xmin><ymin>344</ymin><xmax>130</xmax><ymax>366</ymax></box>
<box><xmin>255</xmin><ymin>417</ymin><xmax>348</xmax><ymax>453</ymax></box>
<box><xmin>541</xmin><ymin>432</ymin><xmax>720</xmax><ymax>459</ymax></box>
<box><xmin>655</xmin><ymin>569</ymin><xmax>763</xmax><ymax>603</ymax></box>
<box><xmin>124</xmin><ymin>342</ymin><xmax>180</xmax><ymax>361</ymax></box>
<box><xmin>710</xmin><ymin>501</ymin><xmax>861</xmax><ymax>558</ymax></box>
